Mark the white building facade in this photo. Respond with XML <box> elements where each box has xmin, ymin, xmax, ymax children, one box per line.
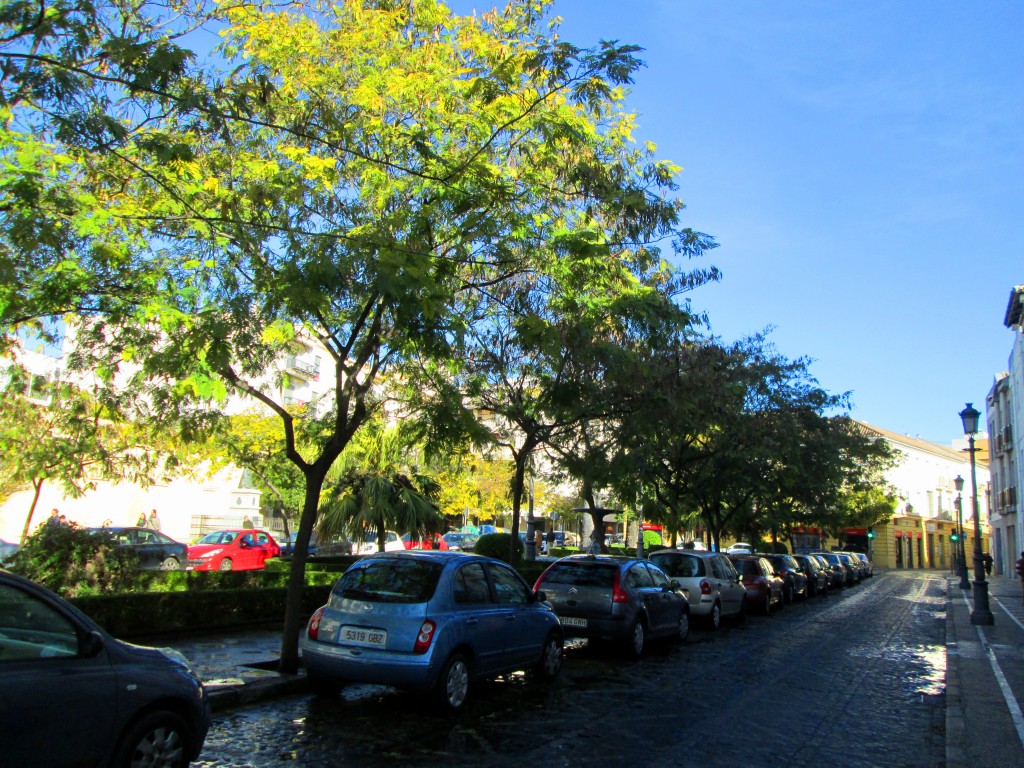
<box><xmin>987</xmin><ymin>285</ymin><xmax>1024</xmax><ymax>576</ymax></box>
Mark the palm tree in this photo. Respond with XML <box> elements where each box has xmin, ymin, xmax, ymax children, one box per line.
<box><xmin>316</xmin><ymin>420</ymin><xmax>443</xmax><ymax>550</ymax></box>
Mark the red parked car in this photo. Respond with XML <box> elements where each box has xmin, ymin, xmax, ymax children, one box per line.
<box><xmin>728</xmin><ymin>555</ymin><xmax>785</xmax><ymax>615</ymax></box>
<box><xmin>186</xmin><ymin>529</ymin><xmax>281</xmax><ymax>571</ymax></box>
<box><xmin>400</xmin><ymin>532</ymin><xmax>450</xmax><ymax>551</ymax></box>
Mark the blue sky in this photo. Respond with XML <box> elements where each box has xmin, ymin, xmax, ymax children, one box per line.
<box><xmin>458</xmin><ymin>0</ymin><xmax>1022</xmax><ymax>444</ymax></box>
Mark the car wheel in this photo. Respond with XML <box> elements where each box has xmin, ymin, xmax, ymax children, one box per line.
<box><xmin>783</xmin><ymin>582</ymin><xmax>794</xmax><ymax>604</ymax></box>
<box><xmin>675</xmin><ymin>611</ymin><xmax>690</xmax><ymax>643</ymax></box>
<box><xmin>308</xmin><ymin>671</ymin><xmax>343</xmax><ymax>698</ymax></box>
<box><xmin>434</xmin><ymin>652</ymin><xmax>470</xmax><ymax>712</ymax></box>
<box><xmin>763</xmin><ymin>591</ymin><xmax>772</xmax><ymax>615</ymax></box>
<box><xmin>160</xmin><ymin>557</ymin><xmax>181</xmax><ymax>571</ymax></box>
<box><xmin>112</xmin><ymin>710</ymin><xmax>192</xmax><ymax>768</ymax></box>
<box><xmin>708</xmin><ymin>601</ymin><xmax>722</xmax><ymax>631</ymax></box>
<box><xmin>624</xmin><ymin>619</ymin><xmax>646</xmax><ymax>658</ymax></box>
<box><xmin>532</xmin><ymin>632</ymin><xmax>563</xmax><ymax>680</ymax></box>
<box><xmin>218</xmin><ymin>558</ymin><xmax>233</xmax><ymax>571</ymax></box>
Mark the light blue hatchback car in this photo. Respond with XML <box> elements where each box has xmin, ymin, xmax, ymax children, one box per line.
<box><xmin>301</xmin><ymin>550</ymin><xmax>563</xmax><ymax>711</ymax></box>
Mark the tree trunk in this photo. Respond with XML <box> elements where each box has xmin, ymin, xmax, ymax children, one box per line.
<box><xmin>19</xmin><ymin>479</ymin><xmax>45</xmax><ymax>544</ymax></box>
<box><xmin>279</xmin><ymin>468</ymin><xmax>328</xmax><ymax>674</ymax></box>
<box><xmin>508</xmin><ymin>454</ymin><xmax>527</xmax><ymax>564</ymax></box>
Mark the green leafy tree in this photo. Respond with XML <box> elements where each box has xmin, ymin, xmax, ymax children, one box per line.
<box><xmin>2</xmin><ymin>0</ymin><xmax>714</xmax><ymax>670</ymax></box>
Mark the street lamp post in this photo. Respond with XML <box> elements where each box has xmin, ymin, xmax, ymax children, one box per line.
<box><xmin>954</xmin><ymin>475</ymin><xmax>970</xmax><ymax>589</ymax></box>
<box><xmin>959</xmin><ymin>403</ymin><xmax>993</xmax><ymax>625</ymax></box>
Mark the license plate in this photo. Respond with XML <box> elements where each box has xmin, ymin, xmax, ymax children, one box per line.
<box><xmin>340</xmin><ymin>626</ymin><xmax>387</xmax><ymax>648</ymax></box>
<box><xmin>560</xmin><ymin>616</ymin><xmax>588</xmax><ymax>628</ymax></box>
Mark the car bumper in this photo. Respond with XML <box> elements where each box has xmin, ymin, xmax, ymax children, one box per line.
<box><xmin>301</xmin><ymin>638</ymin><xmax>439</xmax><ymax>691</ymax></box>
<box><xmin>555</xmin><ymin>614</ymin><xmax>629</xmax><ymax>641</ymax></box>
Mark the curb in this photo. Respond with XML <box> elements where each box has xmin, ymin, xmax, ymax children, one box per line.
<box><xmin>207</xmin><ymin>672</ymin><xmax>310</xmax><ymax>712</ymax></box>
<box><xmin>945</xmin><ymin>579</ymin><xmax>964</xmax><ymax>768</ymax></box>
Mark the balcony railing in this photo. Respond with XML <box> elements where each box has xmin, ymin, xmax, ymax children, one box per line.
<box><xmin>284</xmin><ymin>356</ymin><xmax>320</xmax><ymax>381</ymax></box>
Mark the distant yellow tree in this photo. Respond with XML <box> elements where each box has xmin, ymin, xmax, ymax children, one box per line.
<box><xmin>437</xmin><ymin>455</ymin><xmax>512</xmax><ymax>526</ymax></box>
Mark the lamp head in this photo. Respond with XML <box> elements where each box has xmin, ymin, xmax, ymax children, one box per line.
<box><xmin>954</xmin><ymin>474</ymin><xmax>964</xmax><ymax>492</ymax></box>
<box><xmin>959</xmin><ymin>402</ymin><xmax>981</xmax><ymax>436</ymax></box>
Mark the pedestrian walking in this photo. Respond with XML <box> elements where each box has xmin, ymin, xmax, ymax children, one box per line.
<box><xmin>147</xmin><ymin>509</ymin><xmax>161</xmax><ymax>531</ymax></box>
<box><xmin>1016</xmin><ymin>551</ymin><xmax>1024</xmax><ymax>606</ymax></box>
<box><xmin>136</xmin><ymin>512</ymin><xmax>147</xmax><ymax>527</ymax></box>
<box><xmin>242</xmin><ymin>515</ymin><xmax>254</xmax><ymax>530</ymax></box>
<box><xmin>983</xmin><ymin>552</ymin><xmax>993</xmax><ymax>576</ymax></box>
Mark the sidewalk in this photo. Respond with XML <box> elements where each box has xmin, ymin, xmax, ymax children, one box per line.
<box><xmin>945</xmin><ymin>574</ymin><xmax>1024</xmax><ymax>768</ymax></box>
<box><xmin>162</xmin><ymin>628</ymin><xmax>308</xmax><ymax>711</ymax></box>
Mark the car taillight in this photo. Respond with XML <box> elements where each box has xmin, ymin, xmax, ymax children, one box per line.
<box><xmin>413</xmin><ymin>620</ymin><xmax>436</xmax><ymax>654</ymax></box>
<box><xmin>612</xmin><ymin>571</ymin><xmax>629</xmax><ymax>603</ymax></box>
<box><xmin>307</xmin><ymin>607</ymin><xmax>325</xmax><ymax>641</ymax></box>
<box><xmin>699</xmin><ymin>579</ymin><xmax>712</xmax><ymax>595</ymax></box>
<box><xmin>533</xmin><ymin>566</ymin><xmax>553</xmax><ymax>592</ymax></box>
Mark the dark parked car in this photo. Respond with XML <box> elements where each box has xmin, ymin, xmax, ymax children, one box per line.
<box><xmin>532</xmin><ymin>554</ymin><xmax>690</xmax><ymax>657</ymax></box>
<box><xmin>0</xmin><ymin>569</ymin><xmax>210</xmax><ymax>768</ymax></box>
<box><xmin>811</xmin><ymin>552</ymin><xmax>847</xmax><ymax>589</ymax></box>
<box><xmin>836</xmin><ymin>552</ymin><xmax>864</xmax><ymax>584</ymax></box>
<box><xmin>815</xmin><ymin>551</ymin><xmax>856</xmax><ymax>586</ymax></box>
<box><xmin>301</xmin><ymin>551</ymin><xmax>563</xmax><ymax>712</ymax></box>
<box><xmin>850</xmin><ymin>551</ymin><xmax>873</xmax><ymax>576</ymax></box>
<box><xmin>89</xmin><ymin>526</ymin><xmax>188</xmax><ymax>571</ymax></box>
<box><xmin>793</xmin><ymin>554</ymin><xmax>830</xmax><ymax>597</ymax></box>
<box><xmin>765</xmin><ymin>553</ymin><xmax>808</xmax><ymax>603</ymax></box>
<box><xmin>728</xmin><ymin>555</ymin><xmax>785</xmax><ymax>615</ymax></box>
<box><xmin>280</xmin><ymin>531</ymin><xmax>319</xmax><ymax>557</ymax></box>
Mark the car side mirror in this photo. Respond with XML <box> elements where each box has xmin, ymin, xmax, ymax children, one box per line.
<box><xmin>669</xmin><ymin>579</ymin><xmax>682</xmax><ymax>590</ymax></box>
<box><xmin>239</xmin><ymin>540</ymin><xmax>250</xmax><ymax>549</ymax></box>
<box><xmin>82</xmin><ymin>630</ymin><xmax>105</xmax><ymax>658</ymax></box>
<box><xmin>534</xmin><ymin>590</ymin><xmax>547</xmax><ymax>603</ymax></box>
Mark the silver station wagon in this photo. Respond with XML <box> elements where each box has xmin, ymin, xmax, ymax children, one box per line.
<box><xmin>301</xmin><ymin>551</ymin><xmax>563</xmax><ymax>712</ymax></box>
<box><xmin>648</xmin><ymin>549</ymin><xmax>747</xmax><ymax>629</ymax></box>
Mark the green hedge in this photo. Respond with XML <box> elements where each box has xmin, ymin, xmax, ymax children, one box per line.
<box><xmin>71</xmin><ymin>585</ymin><xmax>333</xmax><ymax>639</ymax></box>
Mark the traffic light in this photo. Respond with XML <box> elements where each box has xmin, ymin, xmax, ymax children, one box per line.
<box><xmin>950</xmin><ymin>532</ymin><xmax>959</xmax><ymax>542</ymax></box>
<box><xmin>867</xmin><ymin>527</ymin><xmax>875</xmax><ymax>539</ymax></box>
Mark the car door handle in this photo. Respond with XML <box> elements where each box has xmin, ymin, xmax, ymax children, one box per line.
<box><xmin>505</xmin><ymin>615</ymin><xmax>516</xmax><ymax>622</ymax></box>
<box><xmin>466</xmin><ymin>618</ymin><xmax>479</xmax><ymax>626</ymax></box>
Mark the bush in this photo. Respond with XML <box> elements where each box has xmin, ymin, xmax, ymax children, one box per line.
<box><xmin>642</xmin><ymin>530</ymin><xmax>663</xmax><ymax>549</ymax></box>
<box><xmin>474</xmin><ymin>533</ymin><xmax>523</xmax><ymax>564</ymax></box>
<box><xmin>8</xmin><ymin>519</ymin><xmax>140</xmax><ymax>598</ymax></box>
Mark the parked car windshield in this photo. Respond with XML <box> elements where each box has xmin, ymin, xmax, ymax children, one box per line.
<box><xmin>335</xmin><ymin>559</ymin><xmax>444</xmax><ymax>604</ymax></box>
<box><xmin>542</xmin><ymin>562</ymin><xmax>616</xmax><ymax>587</ymax></box>
<box><xmin>196</xmin><ymin>531</ymin><xmax>237</xmax><ymax>545</ymax></box>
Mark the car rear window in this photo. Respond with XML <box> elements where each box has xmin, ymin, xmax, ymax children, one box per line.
<box><xmin>734</xmin><ymin>559</ymin><xmax>759</xmax><ymax>576</ymax></box>
<box><xmin>334</xmin><ymin>559</ymin><xmax>444</xmax><ymax>604</ymax></box>
<box><xmin>650</xmin><ymin>554</ymin><xmax>703</xmax><ymax>578</ymax></box>
<box><xmin>542</xmin><ymin>562</ymin><xmax>616</xmax><ymax>587</ymax></box>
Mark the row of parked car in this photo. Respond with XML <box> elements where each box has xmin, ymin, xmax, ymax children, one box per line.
<box><xmin>299</xmin><ymin>545</ymin><xmax>874</xmax><ymax>713</ymax></box>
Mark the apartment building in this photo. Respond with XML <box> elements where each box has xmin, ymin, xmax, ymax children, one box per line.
<box><xmin>986</xmin><ymin>285</ymin><xmax>1024</xmax><ymax>577</ymax></box>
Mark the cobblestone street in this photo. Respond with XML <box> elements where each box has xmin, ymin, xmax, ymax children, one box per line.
<box><xmin>193</xmin><ymin>570</ymin><xmax>950</xmax><ymax>768</ymax></box>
